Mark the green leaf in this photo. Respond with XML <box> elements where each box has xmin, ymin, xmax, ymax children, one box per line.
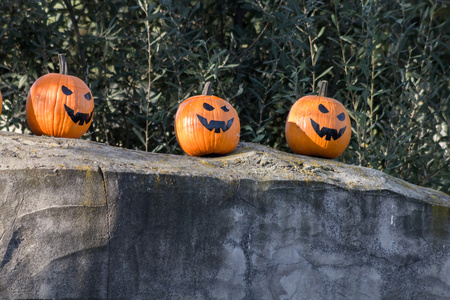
<box><xmin>132</xmin><ymin>127</ymin><xmax>146</xmax><ymax>146</ymax></box>
<box><xmin>316</xmin><ymin>66</ymin><xmax>333</xmax><ymax>81</ymax></box>
<box><xmin>340</xmin><ymin>36</ymin><xmax>355</xmax><ymax>43</ymax></box>
<box><xmin>18</xmin><ymin>75</ymin><xmax>28</xmax><ymax>89</ymax></box>
<box><xmin>347</xmin><ymin>85</ymin><xmax>365</xmax><ymax>91</ymax></box>
<box><xmin>252</xmin><ymin>134</ymin><xmax>265</xmax><ymax>143</ymax></box>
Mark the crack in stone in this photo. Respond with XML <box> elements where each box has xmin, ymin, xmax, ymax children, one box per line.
<box><xmin>0</xmin><ymin>194</ymin><xmax>24</xmax><ymax>250</ymax></box>
<box><xmin>242</xmin><ymin>216</ymin><xmax>256</xmax><ymax>299</ymax></box>
<box><xmin>97</xmin><ymin>166</ymin><xmax>110</xmax><ymax>299</ymax></box>
<box><xmin>1</xmin><ymin>226</ymin><xmax>23</xmax><ymax>268</ymax></box>
<box><xmin>0</xmin><ymin>193</ymin><xmax>26</xmax><ymax>272</ymax></box>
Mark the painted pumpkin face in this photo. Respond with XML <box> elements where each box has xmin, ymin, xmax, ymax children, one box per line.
<box><xmin>26</xmin><ymin>55</ymin><xmax>94</xmax><ymax>139</ymax></box>
<box><xmin>175</xmin><ymin>94</ymin><xmax>240</xmax><ymax>156</ymax></box>
<box><xmin>285</xmin><ymin>88</ymin><xmax>351</xmax><ymax>159</ymax></box>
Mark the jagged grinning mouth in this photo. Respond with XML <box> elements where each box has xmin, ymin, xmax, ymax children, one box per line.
<box><xmin>310</xmin><ymin>118</ymin><xmax>346</xmax><ymax>141</ymax></box>
<box><xmin>64</xmin><ymin>104</ymin><xmax>93</xmax><ymax>126</ymax></box>
<box><xmin>197</xmin><ymin>114</ymin><xmax>234</xmax><ymax>133</ymax></box>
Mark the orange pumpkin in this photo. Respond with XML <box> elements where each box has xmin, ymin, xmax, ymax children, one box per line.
<box><xmin>26</xmin><ymin>54</ymin><xmax>94</xmax><ymax>138</ymax></box>
<box><xmin>285</xmin><ymin>81</ymin><xmax>351</xmax><ymax>159</ymax></box>
<box><xmin>175</xmin><ymin>82</ymin><xmax>240</xmax><ymax>156</ymax></box>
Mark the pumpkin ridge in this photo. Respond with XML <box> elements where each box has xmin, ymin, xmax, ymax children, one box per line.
<box><xmin>56</xmin><ymin>75</ymin><xmax>67</xmax><ymax>137</ymax></box>
<box><xmin>47</xmin><ymin>75</ymin><xmax>59</xmax><ymax>135</ymax></box>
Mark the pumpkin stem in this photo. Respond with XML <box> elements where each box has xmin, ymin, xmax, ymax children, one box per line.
<box><xmin>202</xmin><ymin>82</ymin><xmax>213</xmax><ymax>96</ymax></box>
<box><xmin>318</xmin><ymin>80</ymin><xmax>328</xmax><ymax>98</ymax></box>
<box><xmin>58</xmin><ymin>54</ymin><xmax>68</xmax><ymax>75</ymax></box>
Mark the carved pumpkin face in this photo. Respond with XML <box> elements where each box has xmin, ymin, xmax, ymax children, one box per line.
<box><xmin>26</xmin><ymin>55</ymin><xmax>94</xmax><ymax>139</ymax></box>
<box><xmin>286</xmin><ymin>89</ymin><xmax>351</xmax><ymax>159</ymax></box>
<box><xmin>175</xmin><ymin>94</ymin><xmax>240</xmax><ymax>156</ymax></box>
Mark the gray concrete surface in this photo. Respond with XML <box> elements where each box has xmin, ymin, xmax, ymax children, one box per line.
<box><xmin>0</xmin><ymin>131</ymin><xmax>449</xmax><ymax>299</ymax></box>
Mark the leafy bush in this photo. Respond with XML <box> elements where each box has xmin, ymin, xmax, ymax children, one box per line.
<box><xmin>0</xmin><ymin>0</ymin><xmax>449</xmax><ymax>194</ymax></box>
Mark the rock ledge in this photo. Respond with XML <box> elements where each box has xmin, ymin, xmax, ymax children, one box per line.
<box><xmin>0</xmin><ymin>132</ymin><xmax>449</xmax><ymax>299</ymax></box>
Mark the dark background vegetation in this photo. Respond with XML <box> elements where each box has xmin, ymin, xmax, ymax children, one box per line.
<box><xmin>0</xmin><ymin>0</ymin><xmax>449</xmax><ymax>194</ymax></box>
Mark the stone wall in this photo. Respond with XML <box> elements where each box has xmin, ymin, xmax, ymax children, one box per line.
<box><xmin>0</xmin><ymin>131</ymin><xmax>449</xmax><ymax>299</ymax></box>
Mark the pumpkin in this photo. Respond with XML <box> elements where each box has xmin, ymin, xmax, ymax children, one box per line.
<box><xmin>26</xmin><ymin>54</ymin><xmax>94</xmax><ymax>138</ymax></box>
<box><xmin>175</xmin><ymin>82</ymin><xmax>240</xmax><ymax>156</ymax></box>
<box><xmin>285</xmin><ymin>81</ymin><xmax>351</xmax><ymax>159</ymax></box>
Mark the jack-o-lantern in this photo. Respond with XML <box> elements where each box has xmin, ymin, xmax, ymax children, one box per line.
<box><xmin>285</xmin><ymin>81</ymin><xmax>351</xmax><ymax>159</ymax></box>
<box><xmin>175</xmin><ymin>82</ymin><xmax>240</xmax><ymax>156</ymax></box>
<box><xmin>26</xmin><ymin>54</ymin><xmax>94</xmax><ymax>138</ymax></box>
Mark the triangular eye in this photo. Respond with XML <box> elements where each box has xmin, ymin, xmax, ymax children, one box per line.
<box><xmin>62</xmin><ymin>85</ymin><xmax>73</xmax><ymax>96</ymax></box>
<box><xmin>319</xmin><ymin>104</ymin><xmax>329</xmax><ymax>113</ymax></box>
<box><xmin>203</xmin><ymin>103</ymin><xmax>215</xmax><ymax>111</ymax></box>
<box><xmin>221</xmin><ymin>105</ymin><xmax>229</xmax><ymax>112</ymax></box>
<box><xmin>84</xmin><ymin>93</ymin><xmax>92</xmax><ymax>101</ymax></box>
<box><xmin>337</xmin><ymin>112</ymin><xmax>345</xmax><ymax>121</ymax></box>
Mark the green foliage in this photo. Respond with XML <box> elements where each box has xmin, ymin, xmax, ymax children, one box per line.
<box><xmin>0</xmin><ymin>0</ymin><xmax>449</xmax><ymax>194</ymax></box>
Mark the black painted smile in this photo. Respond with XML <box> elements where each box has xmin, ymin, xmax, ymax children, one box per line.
<box><xmin>310</xmin><ymin>118</ymin><xmax>346</xmax><ymax>141</ymax></box>
<box><xmin>197</xmin><ymin>114</ymin><xmax>234</xmax><ymax>133</ymax></box>
<box><xmin>64</xmin><ymin>104</ymin><xmax>93</xmax><ymax>126</ymax></box>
